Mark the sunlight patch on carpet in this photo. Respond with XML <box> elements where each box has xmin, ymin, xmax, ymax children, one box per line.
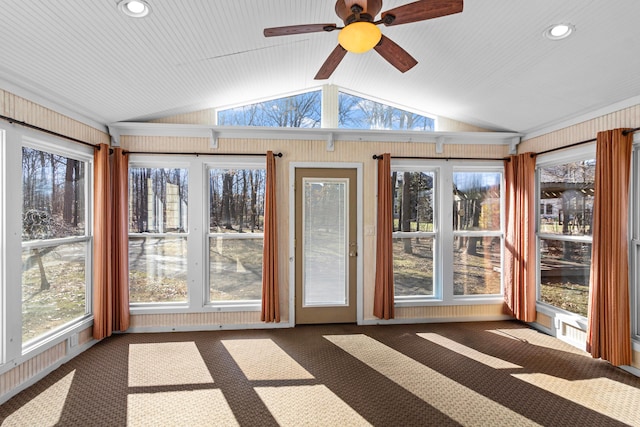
<box><xmin>255</xmin><ymin>385</ymin><xmax>370</xmax><ymax>426</ymax></box>
<box><xmin>487</xmin><ymin>328</ymin><xmax>589</xmax><ymax>356</ymax></box>
<box><xmin>128</xmin><ymin>341</ymin><xmax>213</xmax><ymax>387</ymax></box>
<box><xmin>325</xmin><ymin>334</ymin><xmax>541</xmax><ymax>427</ymax></box>
<box><xmin>127</xmin><ymin>389</ymin><xmax>238</xmax><ymax>426</ymax></box>
<box><xmin>1</xmin><ymin>370</ymin><xmax>75</xmax><ymax>427</ymax></box>
<box><xmin>513</xmin><ymin>373</ymin><xmax>640</xmax><ymax>426</ymax></box>
<box><xmin>417</xmin><ymin>333</ymin><xmax>522</xmax><ymax>369</ymax></box>
<box><xmin>222</xmin><ymin>338</ymin><xmax>314</xmax><ymax>380</ymax></box>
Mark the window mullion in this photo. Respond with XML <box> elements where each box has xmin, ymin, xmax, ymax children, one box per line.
<box><xmin>187</xmin><ymin>157</ymin><xmax>205</xmax><ymax>311</ymax></box>
<box><xmin>440</xmin><ymin>163</ymin><xmax>454</xmax><ymax>302</ymax></box>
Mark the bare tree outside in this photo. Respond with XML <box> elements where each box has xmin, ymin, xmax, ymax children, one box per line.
<box><xmin>128</xmin><ymin>167</ymin><xmax>189</xmax><ymax>303</ymax></box>
<box><xmin>452</xmin><ymin>172</ymin><xmax>502</xmax><ymax>296</ymax></box>
<box><xmin>21</xmin><ymin>147</ymin><xmax>87</xmax><ymax>343</ymax></box>
<box><xmin>218</xmin><ymin>91</ymin><xmax>321</xmax><ymax>127</ymax></box>
<box><xmin>209</xmin><ymin>168</ymin><xmax>266</xmax><ymax>301</ymax></box>
<box><xmin>392</xmin><ymin>171</ymin><xmax>435</xmax><ymax>297</ymax></box>
<box><xmin>338</xmin><ymin>92</ymin><xmax>435</xmax><ymax>131</ymax></box>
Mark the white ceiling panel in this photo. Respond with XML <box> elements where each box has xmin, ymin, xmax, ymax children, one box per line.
<box><xmin>0</xmin><ymin>0</ymin><xmax>639</xmax><ymax>133</ymax></box>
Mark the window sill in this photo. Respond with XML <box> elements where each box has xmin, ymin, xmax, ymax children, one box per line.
<box><xmin>395</xmin><ymin>296</ymin><xmax>505</xmax><ymax>307</ymax></box>
<box><xmin>129</xmin><ymin>302</ymin><xmax>261</xmax><ymax>315</ymax></box>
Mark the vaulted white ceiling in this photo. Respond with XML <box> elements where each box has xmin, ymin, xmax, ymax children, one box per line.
<box><xmin>1</xmin><ymin>0</ymin><xmax>639</xmax><ymax>135</ymax></box>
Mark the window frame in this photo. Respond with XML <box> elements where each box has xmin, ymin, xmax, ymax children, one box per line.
<box><xmin>205</xmin><ymin>157</ymin><xmax>266</xmax><ymax>310</ymax></box>
<box><xmin>390</xmin><ymin>160</ymin><xmax>505</xmax><ymax>307</ymax></box>
<box><xmin>451</xmin><ymin>165</ymin><xmax>505</xmax><ymax>300</ymax></box>
<box><xmin>18</xmin><ymin>133</ymin><xmax>94</xmax><ymax>356</ymax></box>
<box><xmin>127</xmin><ymin>157</ymin><xmax>191</xmax><ymax>310</ymax></box>
<box><xmin>391</xmin><ymin>162</ymin><xmax>440</xmax><ymax>303</ymax></box>
<box><xmin>127</xmin><ymin>155</ymin><xmax>266</xmax><ymax>315</ymax></box>
<box><xmin>535</xmin><ymin>144</ymin><xmax>596</xmax><ymax>321</ymax></box>
<box><xmin>631</xmin><ymin>134</ymin><xmax>640</xmax><ymax>341</ymax></box>
<box><xmin>337</xmin><ymin>90</ymin><xmax>436</xmax><ymax>131</ymax></box>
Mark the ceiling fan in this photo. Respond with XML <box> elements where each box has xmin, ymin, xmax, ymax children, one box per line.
<box><xmin>264</xmin><ymin>0</ymin><xmax>463</xmax><ymax>80</ymax></box>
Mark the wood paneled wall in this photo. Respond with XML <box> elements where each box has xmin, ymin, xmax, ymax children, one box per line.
<box><xmin>0</xmin><ymin>90</ymin><xmax>110</xmax><ymax>146</ymax></box>
<box><xmin>519</xmin><ymin>105</ymin><xmax>640</xmax><ymax>154</ymax></box>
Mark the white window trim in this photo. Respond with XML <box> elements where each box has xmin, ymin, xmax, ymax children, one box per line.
<box><xmin>391</xmin><ymin>160</ymin><xmax>505</xmax><ymax>306</ymax></box>
<box><xmin>12</xmin><ymin>129</ymin><xmax>94</xmax><ymax>359</ymax></box>
<box><xmin>128</xmin><ymin>155</ymin><xmax>267</xmax><ymax>314</ymax></box>
<box><xmin>631</xmin><ymin>134</ymin><xmax>640</xmax><ymax>341</ymax></box>
<box><xmin>205</xmin><ymin>157</ymin><xmax>266</xmax><ymax>310</ymax></box>
<box><xmin>534</xmin><ymin>143</ymin><xmax>596</xmax><ymax>333</ymax></box>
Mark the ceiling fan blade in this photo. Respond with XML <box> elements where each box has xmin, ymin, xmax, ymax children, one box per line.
<box><xmin>381</xmin><ymin>0</ymin><xmax>463</xmax><ymax>26</ymax></box>
<box><xmin>335</xmin><ymin>0</ymin><xmax>383</xmax><ymax>21</ymax></box>
<box><xmin>374</xmin><ymin>35</ymin><xmax>418</xmax><ymax>73</ymax></box>
<box><xmin>314</xmin><ymin>45</ymin><xmax>348</xmax><ymax>80</ymax></box>
<box><xmin>264</xmin><ymin>24</ymin><xmax>337</xmax><ymax>37</ymax></box>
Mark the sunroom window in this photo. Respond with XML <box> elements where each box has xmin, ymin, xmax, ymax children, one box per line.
<box><xmin>537</xmin><ymin>155</ymin><xmax>595</xmax><ymax>317</ymax></box>
<box><xmin>452</xmin><ymin>170</ymin><xmax>503</xmax><ymax>296</ymax></box>
<box><xmin>217</xmin><ymin>91</ymin><xmax>321</xmax><ymax>127</ymax></box>
<box><xmin>208</xmin><ymin>166</ymin><xmax>265</xmax><ymax>303</ymax></box>
<box><xmin>338</xmin><ymin>92</ymin><xmax>435</xmax><ymax>130</ymax></box>
<box><xmin>128</xmin><ymin>166</ymin><xmax>189</xmax><ymax>304</ymax></box>
<box><xmin>21</xmin><ymin>144</ymin><xmax>91</xmax><ymax>346</ymax></box>
<box><xmin>392</xmin><ymin>169</ymin><xmax>437</xmax><ymax>299</ymax></box>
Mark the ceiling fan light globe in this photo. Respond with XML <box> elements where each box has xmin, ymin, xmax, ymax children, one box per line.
<box><xmin>338</xmin><ymin>22</ymin><xmax>382</xmax><ymax>53</ymax></box>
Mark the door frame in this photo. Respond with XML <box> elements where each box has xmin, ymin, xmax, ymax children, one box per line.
<box><xmin>289</xmin><ymin>162</ymin><xmax>364</xmax><ymax>325</ymax></box>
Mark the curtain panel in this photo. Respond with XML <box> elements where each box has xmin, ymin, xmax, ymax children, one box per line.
<box><xmin>261</xmin><ymin>151</ymin><xmax>280</xmax><ymax>322</ymax></box>
<box><xmin>93</xmin><ymin>145</ymin><xmax>130</xmax><ymax>340</ymax></box>
<box><xmin>93</xmin><ymin>144</ymin><xmax>113</xmax><ymax>339</ymax></box>
<box><xmin>374</xmin><ymin>153</ymin><xmax>394</xmax><ymax>319</ymax></box>
<box><xmin>111</xmin><ymin>148</ymin><xmax>130</xmax><ymax>332</ymax></box>
<box><xmin>503</xmin><ymin>153</ymin><xmax>537</xmax><ymax>322</ymax></box>
<box><xmin>586</xmin><ymin>128</ymin><xmax>633</xmax><ymax>366</ymax></box>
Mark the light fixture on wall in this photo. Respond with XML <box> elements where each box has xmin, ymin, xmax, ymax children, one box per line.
<box><xmin>118</xmin><ymin>0</ymin><xmax>151</xmax><ymax>18</ymax></box>
<box><xmin>338</xmin><ymin>22</ymin><xmax>382</xmax><ymax>53</ymax></box>
<box><xmin>543</xmin><ymin>23</ymin><xmax>575</xmax><ymax>40</ymax></box>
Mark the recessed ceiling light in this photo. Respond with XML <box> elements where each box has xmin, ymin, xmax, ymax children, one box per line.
<box><xmin>118</xmin><ymin>0</ymin><xmax>151</xmax><ymax>18</ymax></box>
<box><xmin>544</xmin><ymin>23</ymin><xmax>575</xmax><ymax>40</ymax></box>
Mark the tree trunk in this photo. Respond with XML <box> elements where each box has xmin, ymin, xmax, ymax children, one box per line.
<box><xmin>222</xmin><ymin>173</ymin><xmax>233</xmax><ymax>229</ymax></box>
<box><xmin>402</xmin><ymin>172</ymin><xmax>413</xmax><ymax>254</ymax></box>
<box><xmin>238</xmin><ymin>171</ymin><xmax>247</xmax><ymax>232</ymax></box>
<box><xmin>249</xmin><ymin>170</ymin><xmax>258</xmax><ymax>231</ymax></box>
<box><xmin>467</xmin><ymin>200</ymin><xmax>481</xmax><ymax>256</ymax></box>
<box><xmin>33</xmin><ymin>248</ymin><xmax>50</xmax><ymax>291</ymax></box>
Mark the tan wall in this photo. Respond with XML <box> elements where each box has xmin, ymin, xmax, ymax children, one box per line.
<box><xmin>122</xmin><ymin>135</ymin><xmax>510</xmax><ymax>326</ymax></box>
<box><xmin>0</xmin><ymin>90</ymin><xmax>110</xmax><ymax>146</ymax></box>
<box><xmin>518</xmin><ymin>104</ymin><xmax>640</xmax><ymax>154</ymax></box>
<box><xmin>437</xmin><ymin>116</ymin><xmax>492</xmax><ymax>132</ymax></box>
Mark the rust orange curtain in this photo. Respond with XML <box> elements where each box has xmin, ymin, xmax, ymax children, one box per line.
<box><xmin>261</xmin><ymin>151</ymin><xmax>280</xmax><ymax>322</ymax></box>
<box><xmin>374</xmin><ymin>153</ymin><xmax>394</xmax><ymax>319</ymax></box>
<box><xmin>111</xmin><ymin>148</ymin><xmax>130</xmax><ymax>332</ymax></box>
<box><xmin>93</xmin><ymin>144</ymin><xmax>113</xmax><ymax>339</ymax></box>
<box><xmin>93</xmin><ymin>145</ymin><xmax>130</xmax><ymax>340</ymax></box>
<box><xmin>503</xmin><ymin>152</ymin><xmax>537</xmax><ymax>322</ymax></box>
<box><xmin>586</xmin><ymin>128</ymin><xmax>633</xmax><ymax>366</ymax></box>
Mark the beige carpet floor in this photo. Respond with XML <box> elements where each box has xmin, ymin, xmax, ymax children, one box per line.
<box><xmin>1</xmin><ymin>320</ymin><xmax>640</xmax><ymax>426</ymax></box>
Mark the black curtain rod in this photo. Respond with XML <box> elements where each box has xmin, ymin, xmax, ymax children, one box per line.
<box><xmin>0</xmin><ymin>114</ymin><xmax>101</xmax><ymax>150</ymax></box>
<box><xmin>123</xmin><ymin>150</ymin><xmax>283</xmax><ymax>157</ymax></box>
<box><xmin>533</xmin><ymin>127</ymin><xmax>640</xmax><ymax>157</ymax></box>
<box><xmin>372</xmin><ymin>154</ymin><xmax>509</xmax><ymax>161</ymax></box>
